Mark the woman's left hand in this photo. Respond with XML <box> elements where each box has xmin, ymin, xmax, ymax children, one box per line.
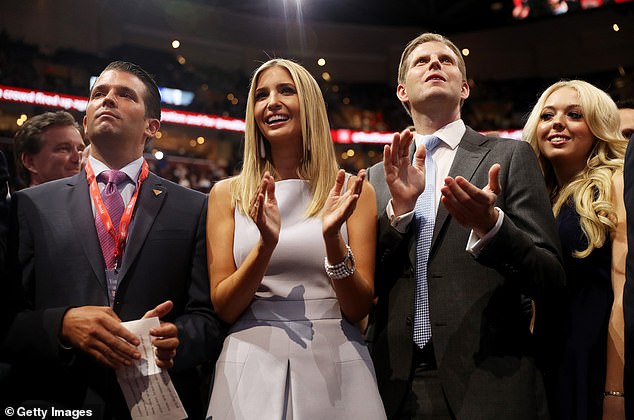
<box><xmin>322</xmin><ymin>169</ymin><xmax>365</xmax><ymax>238</ymax></box>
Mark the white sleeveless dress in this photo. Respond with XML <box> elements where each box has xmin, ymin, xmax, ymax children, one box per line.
<box><xmin>207</xmin><ymin>179</ymin><xmax>386</xmax><ymax>420</ymax></box>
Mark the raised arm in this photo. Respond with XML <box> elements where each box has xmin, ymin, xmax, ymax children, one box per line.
<box><xmin>441</xmin><ymin>163</ymin><xmax>501</xmax><ymax>238</ymax></box>
<box><xmin>384</xmin><ymin>128</ymin><xmax>426</xmax><ymax>216</ymax></box>
<box><xmin>322</xmin><ymin>169</ymin><xmax>377</xmax><ymax>323</ymax></box>
<box><xmin>207</xmin><ymin>174</ymin><xmax>280</xmax><ymax>324</ymax></box>
<box><xmin>467</xmin><ymin>140</ymin><xmax>563</xmax><ymax>294</ymax></box>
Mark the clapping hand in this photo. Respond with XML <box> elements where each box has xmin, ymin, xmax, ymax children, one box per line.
<box><xmin>249</xmin><ymin>171</ymin><xmax>281</xmax><ymax>247</ymax></box>
<box><xmin>323</xmin><ymin>169</ymin><xmax>364</xmax><ymax>239</ymax></box>
<box><xmin>383</xmin><ymin>128</ymin><xmax>426</xmax><ymax>215</ymax></box>
<box><xmin>441</xmin><ymin>163</ymin><xmax>501</xmax><ymax>238</ymax></box>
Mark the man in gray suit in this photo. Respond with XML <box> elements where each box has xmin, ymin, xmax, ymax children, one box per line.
<box><xmin>2</xmin><ymin>61</ymin><xmax>224</xmax><ymax>419</ymax></box>
<box><xmin>367</xmin><ymin>33</ymin><xmax>565</xmax><ymax>419</ymax></box>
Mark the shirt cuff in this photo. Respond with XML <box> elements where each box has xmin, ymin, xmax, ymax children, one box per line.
<box><xmin>466</xmin><ymin>207</ymin><xmax>505</xmax><ymax>256</ymax></box>
<box><xmin>387</xmin><ymin>199</ymin><xmax>415</xmax><ymax>234</ymax></box>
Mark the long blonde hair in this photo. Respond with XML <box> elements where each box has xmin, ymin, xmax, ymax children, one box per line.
<box><xmin>231</xmin><ymin>59</ymin><xmax>339</xmax><ymax>217</ymax></box>
<box><xmin>524</xmin><ymin>80</ymin><xmax>627</xmax><ymax>258</ymax></box>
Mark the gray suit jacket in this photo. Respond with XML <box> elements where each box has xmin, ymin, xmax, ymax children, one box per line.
<box><xmin>367</xmin><ymin>127</ymin><xmax>565</xmax><ymax>419</ymax></box>
<box><xmin>1</xmin><ymin>170</ymin><xmax>225</xmax><ymax>419</ymax></box>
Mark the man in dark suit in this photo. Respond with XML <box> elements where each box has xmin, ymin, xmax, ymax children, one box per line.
<box><xmin>623</xmin><ymin>131</ymin><xmax>634</xmax><ymax>419</ymax></box>
<box><xmin>0</xmin><ymin>151</ymin><xmax>10</xmax><ymax>395</ymax></box>
<box><xmin>0</xmin><ymin>150</ymin><xmax>9</xmax><ymax>281</ymax></box>
<box><xmin>1</xmin><ymin>61</ymin><xmax>224</xmax><ymax>419</ymax></box>
<box><xmin>367</xmin><ymin>33</ymin><xmax>565</xmax><ymax>419</ymax></box>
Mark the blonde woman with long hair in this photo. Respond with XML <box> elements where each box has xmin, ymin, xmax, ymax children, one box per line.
<box><xmin>524</xmin><ymin>80</ymin><xmax>628</xmax><ymax>420</ymax></box>
<box><xmin>206</xmin><ymin>59</ymin><xmax>386</xmax><ymax>419</ymax></box>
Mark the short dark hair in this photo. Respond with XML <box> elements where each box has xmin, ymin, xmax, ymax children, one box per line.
<box><xmin>616</xmin><ymin>99</ymin><xmax>634</xmax><ymax>110</ymax></box>
<box><xmin>94</xmin><ymin>61</ymin><xmax>161</xmax><ymax>120</ymax></box>
<box><xmin>13</xmin><ymin>111</ymin><xmax>82</xmax><ymax>185</ymax></box>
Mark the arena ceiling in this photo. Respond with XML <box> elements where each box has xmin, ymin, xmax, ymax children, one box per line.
<box><xmin>1</xmin><ymin>0</ymin><xmax>633</xmax><ymax>83</ymax></box>
<box><xmin>203</xmin><ymin>0</ymin><xmax>509</xmax><ymax>32</ymax></box>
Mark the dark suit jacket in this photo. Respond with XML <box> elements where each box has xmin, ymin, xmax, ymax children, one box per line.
<box><xmin>623</xmin><ymin>137</ymin><xmax>634</xmax><ymax>419</ymax></box>
<box><xmin>1</xmin><ymin>170</ymin><xmax>224</xmax><ymax>419</ymax></box>
<box><xmin>0</xmin><ymin>150</ymin><xmax>8</xmax><ymax>273</ymax></box>
<box><xmin>0</xmin><ymin>151</ymin><xmax>10</xmax><ymax>395</ymax></box>
<box><xmin>367</xmin><ymin>127</ymin><xmax>565</xmax><ymax>419</ymax></box>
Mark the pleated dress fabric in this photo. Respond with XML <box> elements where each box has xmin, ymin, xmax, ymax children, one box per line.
<box><xmin>207</xmin><ymin>179</ymin><xmax>386</xmax><ymax>420</ymax></box>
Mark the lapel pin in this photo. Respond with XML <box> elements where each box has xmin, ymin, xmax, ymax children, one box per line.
<box><xmin>152</xmin><ymin>189</ymin><xmax>163</xmax><ymax>196</ymax></box>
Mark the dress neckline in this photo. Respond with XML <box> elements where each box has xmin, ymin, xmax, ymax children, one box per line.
<box><xmin>275</xmin><ymin>178</ymin><xmax>309</xmax><ymax>185</ymax></box>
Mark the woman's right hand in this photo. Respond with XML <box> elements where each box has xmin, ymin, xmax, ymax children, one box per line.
<box><xmin>249</xmin><ymin>171</ymin><xmax>280</xmax><ymax>247</ymax></box>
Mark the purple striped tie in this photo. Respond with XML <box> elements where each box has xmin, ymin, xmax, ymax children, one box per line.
<box><xmin>95</xmin><ymin>170</ymin><xmax>127</xmax><ymax>269</ymax></box>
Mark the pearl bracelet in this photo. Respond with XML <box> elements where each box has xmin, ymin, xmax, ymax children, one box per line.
<box><xmin>324</xmin><ymin>245</ymin><xmax>355</xmax><ymax>280</ymax></box>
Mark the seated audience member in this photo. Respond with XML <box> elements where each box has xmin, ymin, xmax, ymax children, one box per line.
<box><xmin>524</xmin><ymin>80</ymin><xmax>628</xmax><ymax>420</ymax></box>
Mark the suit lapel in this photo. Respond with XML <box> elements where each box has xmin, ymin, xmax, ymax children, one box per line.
<box><xmin>431</xmin><ymin>128</ymin><xmax>490</xmax><ymax>250</ymax></box>
<box><xmin>68</xmin><ymin>171</ymin><xmax>108</xmax><ymax>293</ymax></box>
<box><xmin>116</xmin><ymin>173</ymin><xmax>166</xmax><ymax>281</ymax></box>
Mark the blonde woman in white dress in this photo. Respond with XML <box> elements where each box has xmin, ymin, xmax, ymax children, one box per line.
<box><xmin>206</xmin><ymin>58</ymin><xmax>387</xmax><ymax>419</ymax></box>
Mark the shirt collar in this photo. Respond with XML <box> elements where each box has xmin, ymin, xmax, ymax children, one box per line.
<box><xmin>414</xmin><ymin>119</ymin><xmax>466</xmax><ymax>150</ymax></box>
<box><xmin>88</xmin><ymin>155</ymin><xmax>144</xmax><ymax>185</ymax></box>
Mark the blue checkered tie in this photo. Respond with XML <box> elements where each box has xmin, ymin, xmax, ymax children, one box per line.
<box><xmin>413</xmin><ymin>135</ymin><xmax>441</xmax><ymax>349</ymax></box>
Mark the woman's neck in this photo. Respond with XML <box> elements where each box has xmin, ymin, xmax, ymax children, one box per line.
<box><xmin>270</xmin><ymin>142</ymin><xmax>302</xmax><ymax>180</ymax></box>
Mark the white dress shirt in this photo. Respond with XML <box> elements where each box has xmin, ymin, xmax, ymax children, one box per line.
<box><xmin>386</xmin><ymin>120</ymin><xmax>504</xmax><ymax>255</ymax></box>
<box><xmin>89</xmin><ymin>155</ymin><xmax>144</xmax><ymax>209</ymax></box>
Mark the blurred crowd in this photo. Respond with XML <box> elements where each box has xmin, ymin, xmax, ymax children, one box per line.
<box><xmin>2</xmin><ymin>31</ymin><xmax>632</xmax><ymax>138</ymax></box>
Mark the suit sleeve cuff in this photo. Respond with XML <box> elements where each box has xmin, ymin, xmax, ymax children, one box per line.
<box><xmin>387</xmin><ymin>199</ymin><xmax>415</xmax><ymax>234</ymax></box>
<box><xmin>466</xmin><ymin>207</ymin><xmax>505</xmax><ymax>256</ymax></box>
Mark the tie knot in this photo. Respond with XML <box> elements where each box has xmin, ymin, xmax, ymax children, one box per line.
<box><xmin>422</xmin><ymin>135</ymin><xmax>442</xmax><ymax>154</ymax></box>
<box><xmin>99</xmin><ymin>170</ymin><xmax>128</xmax><ymax>186</ymax></box>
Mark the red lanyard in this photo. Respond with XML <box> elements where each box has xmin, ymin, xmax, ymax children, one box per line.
<box><xmin>86</xmin><ymin>160</ymin><xmax>149</xmax><ymax>269</ymax></box>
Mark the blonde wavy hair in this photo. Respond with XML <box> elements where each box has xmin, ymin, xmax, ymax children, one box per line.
<box><xmin>231</xmin><ymin>59</ymin><xmax>339</xmax><ymax>217</ymax></box>
<box><xmin>523</xmin><ymin>80</ymin><xmax>627</xmax><ymax>258</ymax></box>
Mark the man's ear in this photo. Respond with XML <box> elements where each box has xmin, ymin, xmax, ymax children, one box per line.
<box><xmin>396</xmin><ymin>84</ymin><xmax>408</xmax><ymax>103</ymax></box>
<box><xmin>460</xmin><ymin>80</ymin><xmax>470</xmax><ymax>102</ymax></box>
<box><xmin>144</xmin><ymin>118</ymin><xmax>160</xmax><ymax>141</ymax></box>
<box><xmin>21</xmin><ymin>153</ymin><xmax>37</xmax><ymax>175</ymax></box>
<box><xmin>20</xmin><ymin>152</ymin><xmax>37</xmax><ymax>173</ymax></box>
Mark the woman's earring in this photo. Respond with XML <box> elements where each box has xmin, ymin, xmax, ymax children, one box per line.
<box><xmin>259</xmin><ymin>137</ymin><xmax>266</xmax><ymax>159</ymax></box>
